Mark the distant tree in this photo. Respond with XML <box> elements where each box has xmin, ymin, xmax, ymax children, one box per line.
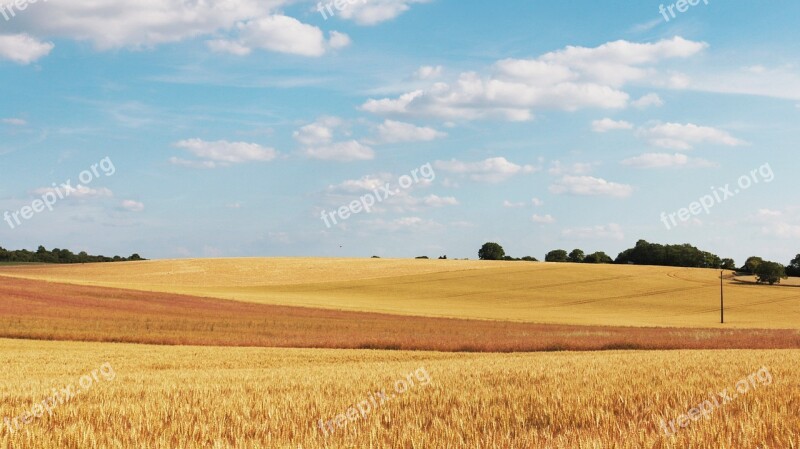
<box><xmin>545</xmin><ymin>249</ymin><xmax>569</xmax><ymax>263</ymax></box>
<box><xmin>371</xmin><ymin>255</ymin><xmax>381</xmax><ymax>258</ymax></box>
<box><xmin>614</xmin><ymin>239</ymin><xmax>712</xmax><ymax>268</ymax></box>
<box><xmin>415</xmin><ymin>256</ymin><xmax>429</xmax><ymax>259</ymax></box>
<box><xmin>755</xmin><ymin>261</ymin><xmax>788</xmax><ymax>285</ymax></box>
<box><xmin>0</xmin><ymin>245</ymin><xmax>141</xmax><ymax>264</ymax></box>
<box><xmin>720</xmin><ymin>258</ymin><xmax>737</xmax><ymax>271</ymax></box>
<box><xmin>567</xmin><ymin>249</ymin><xmax>585</xmax><ymax>263</ymax></box>
<box><xmin>478</xmin><ymin>242</ymin><xmax>505</xmax><ymax>261</ymax></box>
<box><xmin>743</xmin><ymin>256</ymin><xmax>764</xmax><ymax>274</ymax></box>
<box><xmin>438</xmin><ymin>255</ymin><xmax>447</xmax><ymax>260</ymax></box>
<box><xmin>787</xmin><ymin>254</ymin><xmax>800</xmax><ymax>277</ymax></box>
<box><xmin>702</xmin><ymin>252</ymin><xmax>721</xmax><ymax>269</ymax></box>
<box><xmin>520</xmin><ymin>256</ymin><xmax>538</xmax><ymax>262</ymax></box>
<box><xmin>584</xmin><ymin>251</ymin><xmax>613</xmax><ymax>264</ymax></box>
<box><xmin>129</xmin><ymin>253</ymin><xmax>143</xmax><ymax>261</ymax></box>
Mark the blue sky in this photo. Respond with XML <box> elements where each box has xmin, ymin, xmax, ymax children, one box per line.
<box><xmin>1</xmin><ymin>0</ymin><xmax>798</xmax><ymax>263</ymax></box>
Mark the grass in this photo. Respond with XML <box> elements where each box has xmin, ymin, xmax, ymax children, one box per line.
<box><xmin>0</xmin><ymin>338</ymin><xmax>797</xmax><ymax>449</ymax></box>
<box><xmin>2</xmin><ymin>258</ymin><xmax>799</xmax><ymax>328</ymax></box>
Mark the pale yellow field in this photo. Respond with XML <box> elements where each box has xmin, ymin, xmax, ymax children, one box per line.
<box><xmin>0</xmin><ymin>339</ymin><xmax>797</xmax><ymax>449</ymax></box>
<box><xmin>2</xmin><ymin>259</ymin><xmax>799</xmax><ymax>329</ymax></box>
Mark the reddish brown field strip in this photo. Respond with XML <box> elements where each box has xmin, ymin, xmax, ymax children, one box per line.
<box><xmin>1</xmin><ymin>275</ymin><xmax>799</xmax><ymax>351</ymax></box>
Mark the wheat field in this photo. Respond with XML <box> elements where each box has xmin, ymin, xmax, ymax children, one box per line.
<box><xmin>2</xmin><ymin>259</ymin><xmax>799</xmax><ymax>328</ymax></box>
<box><xmin>0</xmin><ymin>338</ymin><xmax>797</xmax><ymax>449</ymax></box>
<box><xmin>2</xmin><ymin>259</ymin><xmax>798</xmax><ymax>448</ymax></box>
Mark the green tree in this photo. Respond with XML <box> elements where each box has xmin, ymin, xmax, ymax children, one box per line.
<box><xmin>478</xmin><ymin>242</ymin><xmax>505</xmax><ymax>260</ymax></box>
<box><xmin>743</xmin><ymin>256</ymin><xmax>764</xmax><ymax>274</ymax></box>
<box><xmin>545</xmin><ymin>249</ymin><xmax>569</xmax><ymax>263</ymax></box>
<box><xmin>614</xmin><ymin>239</ymin><xmax>715</xmax><ymax>268</ymax></box>
<box><xmin>567</xmin><ymin>249</ymin><xmax>585</xmax><ymax>263</ymax></box>
<box><xmin>703</xmin><ymin>252</ymin><xmax>721</xmax><ymax>269</ymax></box>
<box><xmin>720</xmin><ymin>258</ymin><xmax>737</xmax><ymax>270</ymax></box>
<box><xmin>755</xmin><ymin>261</ymin><xmax>787</xmax><ymax>285</ymax></box>
<box><xmin>584</xmin><ymin>251</ymin><xmax>613</xmax><ymax>264</ymax></box>
<box><xmin>787</xmin><ymin>254</ymin><xmax>800</xmax><ymax>277</ymax></box>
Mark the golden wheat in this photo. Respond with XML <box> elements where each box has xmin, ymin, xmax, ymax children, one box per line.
<box><xmin>1</xmin><ymin>339</ymin><xmax>798</xmax><ymax>449</ymax></box>
<box><xmin>3</xmin><ymin>259</ymin><xmax>799</xmax><ymax>328</ymax></box>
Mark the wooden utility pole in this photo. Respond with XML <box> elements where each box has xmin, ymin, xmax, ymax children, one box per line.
<box><xmin>720</xmin><ymin>270</ymin><xmax>724</xmax><ymax>324</ymax></box>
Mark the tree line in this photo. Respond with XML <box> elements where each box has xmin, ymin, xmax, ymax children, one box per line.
<box><xmin>478</xmin><ymin>240</ymin><xmax>799</xmax><ymax>285</ymax></box>
<box><xmin>0</xmin><ymin>245</ymin><xmax>144</xmax><ymax>264</ymax></box>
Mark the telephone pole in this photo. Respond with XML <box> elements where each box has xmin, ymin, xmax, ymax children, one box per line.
<box><xmin>720</xmin><ymin>270</ymin><xmax>724</xmax><ymax>324</ymax></box>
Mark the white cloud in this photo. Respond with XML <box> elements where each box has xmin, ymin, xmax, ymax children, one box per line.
<box><xmin>562</xmin><ymin>223</ymin><xmax>625</xmax><ymax>241</ymax></box>
<box><xmin>549</xmin><ymin>175</ymin><xmax>633</xmax><ymax>198</ymax></box>
<box><xmin>294</xmin><ymin>117</ymin><xmax>373</xmax><ymax>161</ymax></box>
<box><xmin>532</xmin><ymin>214</ymin><xmax>555</xmax><ymax>224</ymax></box>
<box><xmin>422</xmin><ymin>194</ymin><xmax>458</xmax><ymax>207</ymax></box>
<box><xmin>548</xmin><ymin>161</ymin><xmax>595</xmax><ymax>176</ymax></box>
<box><xmin>504</xmin><ymin>197</ymin><xmax>544</xmax><ymax>208</ymax></box>
<box><xmin>765</xmin><ymin>222</ymin><xmax>800</xmax><ymax>239</ymax></box>
<box><xmin>751</xmin><ymin>208</ymin><xmax>800</xmax><ymax>239</ymax></box>
<box><xmin>630</xmin><ymin>18</ymin><xmax>662</xmax><ymax>33</ymax></box>
<box><xmin>413</xmin><ymin>65</ymin><xmax>443</xmax><ymax>80</ymax></box>
<box><xmin>377</xmin><ymin>120</ymin><xmax>446</xmax><ymax>143</ymax></box>
<box><xmin>206</xmin><ymin>39</ymin><xmax>252</xmax><ymax>56</ymax></box>
<box><xmin>12</xmin><ymin>1</ymin><xmax>347</xmax><ymax>58</ymax></box>
<box><xmin>168</xmin><ymin>158</ymin><xmax>218</xmax><ymax>169</ymax></box>
<box><xmin>121</xmin><ymin>200</ymin><xmax>145</xmax><ymax>212</ymax></box>
<box><xmin>294</xmin><ymin>120</ymin><xmax>338</xmax><ymax>146</ymax></box>
<box><xmin>72</xmin><ymin>186</ymin><xmax>114</xmax><ymax>199</ymax></box>
<box><xmin>361</xmin><ymin>37</ymin><xmax>705</xmax><ymax>122</ymax></box>
<box><xmin>334</xmin><ymin>0</ymin><xmax>433</xmax><ymax>25</ymax></box>
<box><xmin>17</xmin><ymin>0</ymin><xmax>279</xmax><ymax>50</ymax></box>
<box><xmin>171</xmin><ymin>139</ymin><xmax>278</xmax><ymax>168</ymax></box>
<box><xmin>33</xmin><ymin>186</ymin><xmax>113</xmax><ymax>199</ymax></box>
<box><xmin>592</xmin><ymin>118</ymin><xmax>633</xmax><ymax>133</ymax></box>
<box><xmin>639</xmin><ymin>122</ymin><xmax>747</xmax><ymax>150</ymax></box>
<box><xmin>301</xmin><ymin>140</ymin><xmax>374</xmax><ymax>161</ymax></box>
<box><xmin>0</xmin><ymin>34</ymin><xmax>54</xmax><ymax>64</ymax></box>
<box><xmin>326</xmin><ymin>173</ymin><xmax>394</xmax><ymax>194</ymax></box>
<box><xmin>621</xmin><ymin>152</ymin><xmax>715</xmax><ymax>169</ymax></box>
<box><xmin>328</xmin><ymin>31</ymin><xmax>352</xmax><ymax>50</ymax></box>
<box><xmin>1</xmin><ymin>118</ymin><xmax>27</xmax><ymax>126</ymax></box>
<box><xmin>754</xmin><ymin>209</ymin><xmax>783</xmax><ymax>220</ymax></box>
<box><xmin>690</xmin><ymin>64</ymin><xmax>800</xmax><ymax>101</ymax></box>
<box><xmin>631</xmin><ymin>93</ymin><xmax>663</xmax><ymax>108</ymax></box>
<box><xmin>215</xmin><ymin>16</ymin><xmax>347</xmax><ymax>57</ymax></box>
<box><xmin>362</xmin><ymin>216</ymin><xmax>442</xmax><ymax>232</ymax></box>
<box><xmin>503</xmin><ymin>200</ymin><xmax>525</xmax><ymax>208</ymax></box>
<box><xmin>434</xmin><ymin>157</ymin><xmax>538</xmax><ymax>183</ymax></box>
